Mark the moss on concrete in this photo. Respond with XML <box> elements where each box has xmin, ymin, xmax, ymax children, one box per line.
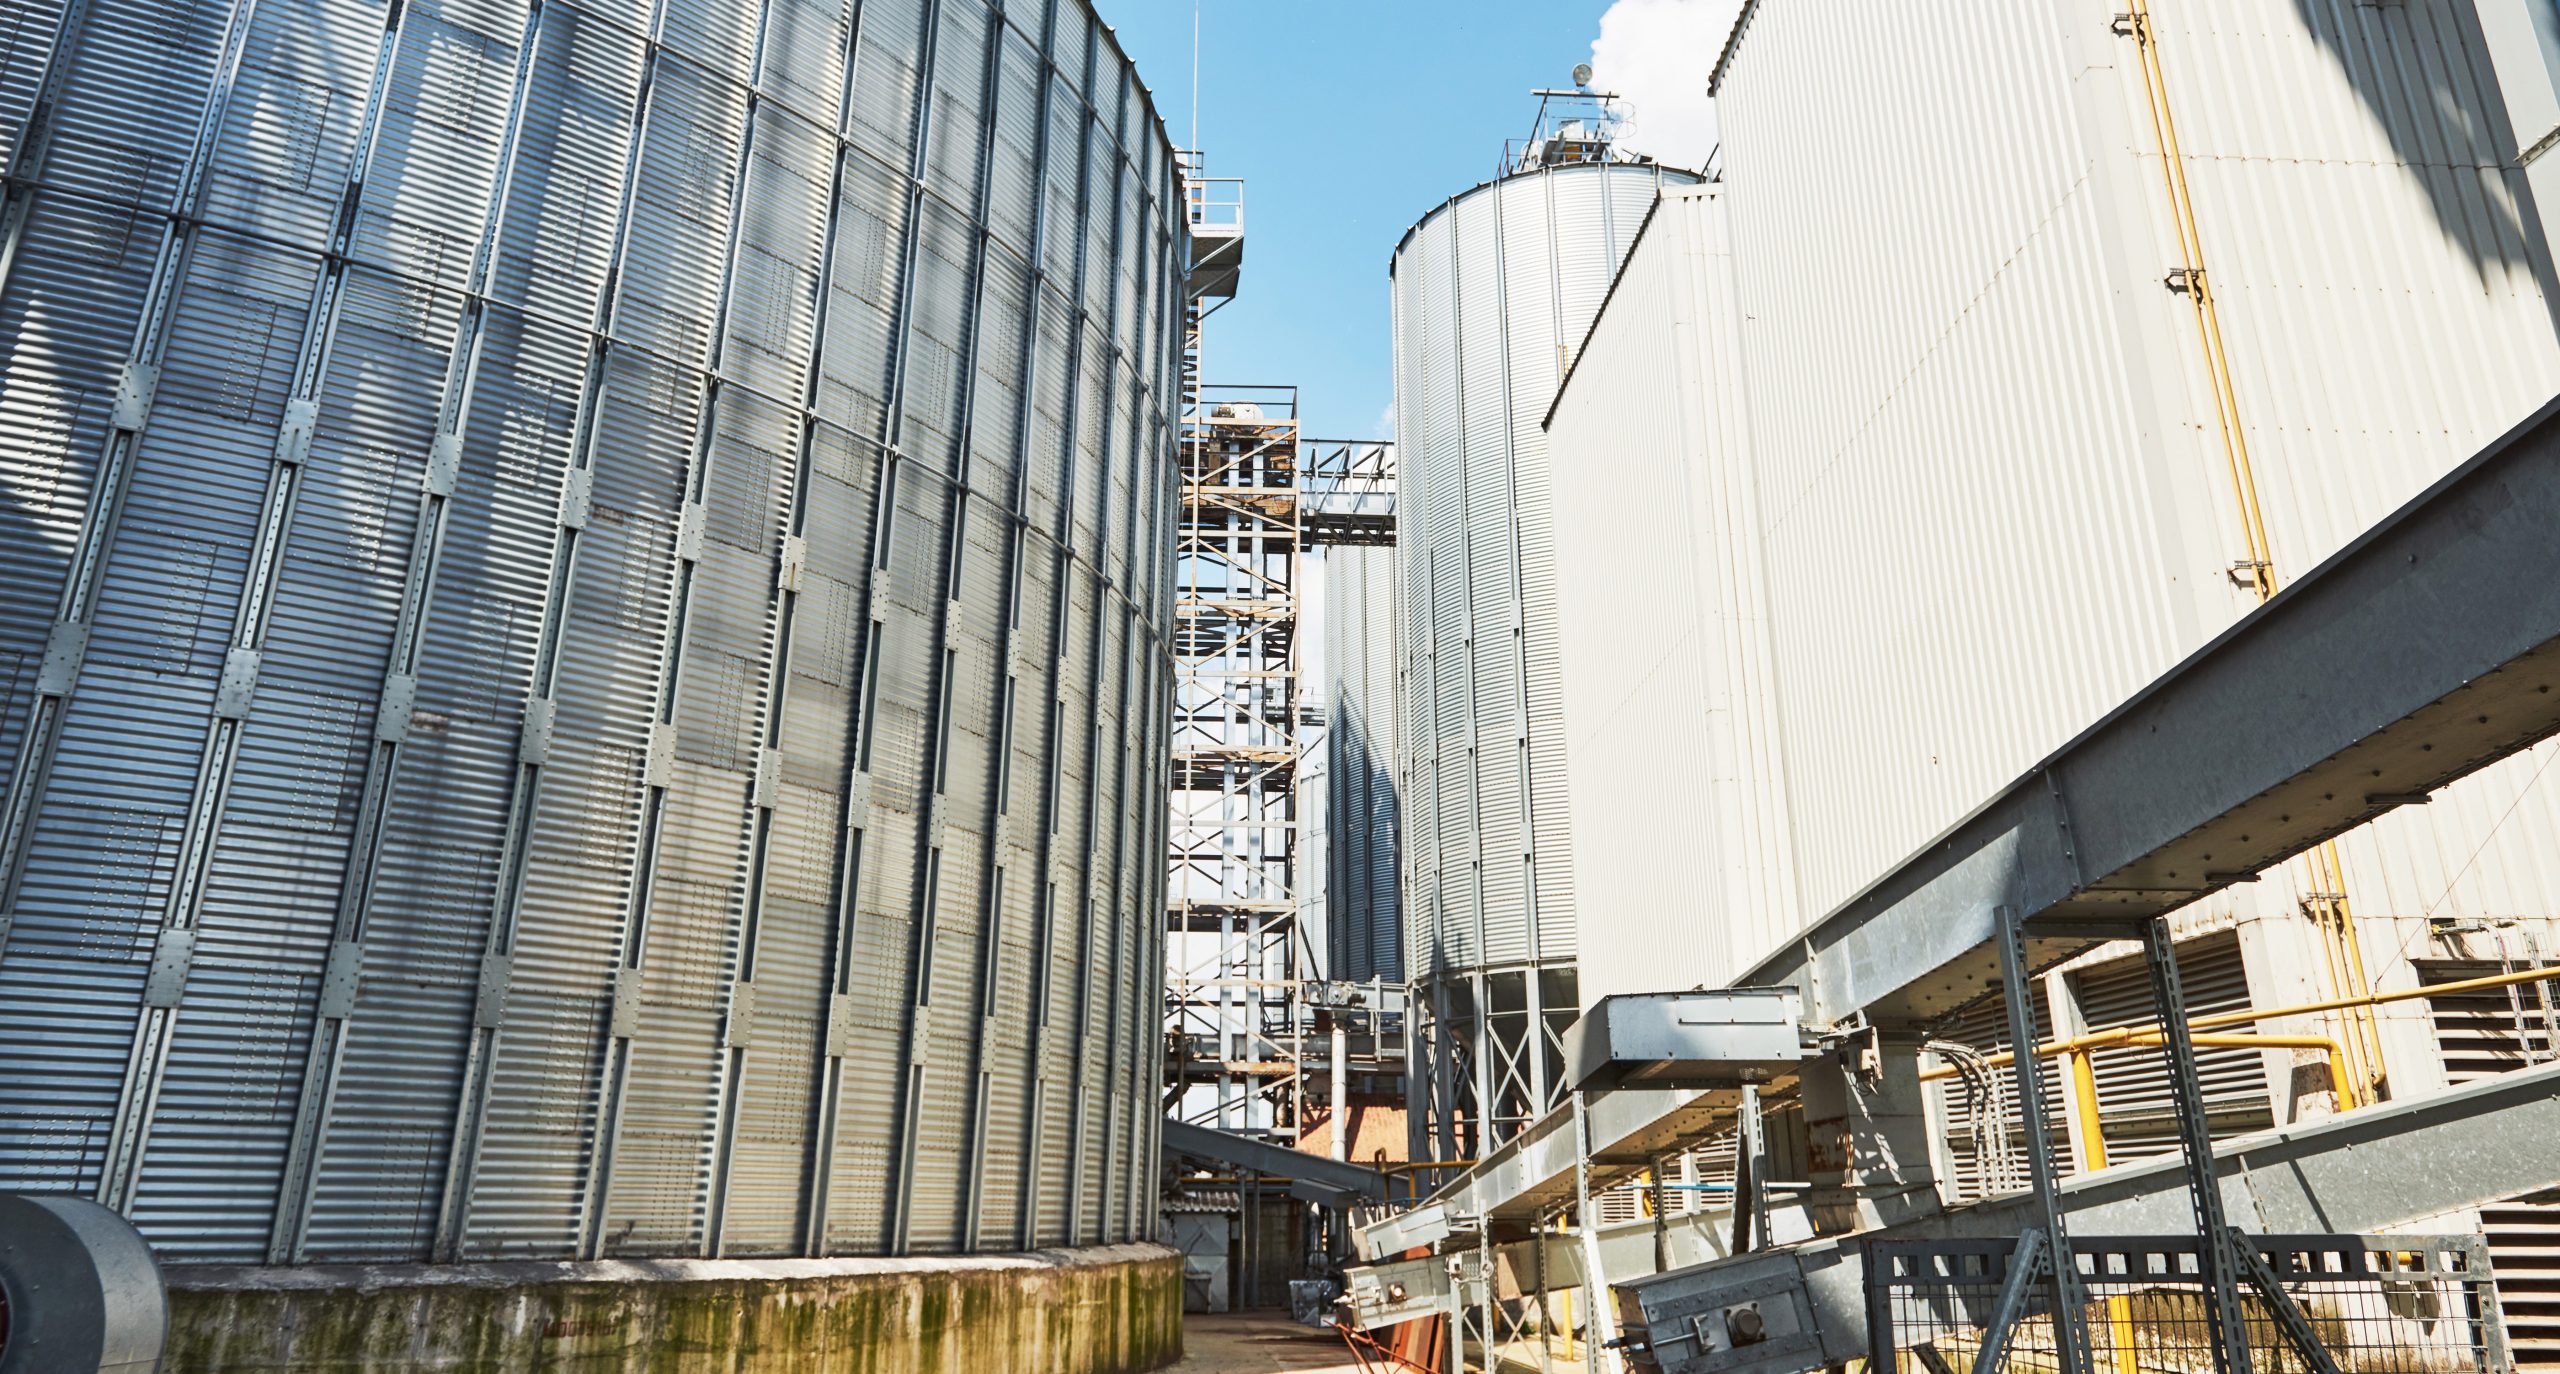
<box><xmin>163</xmin><ymin>1243</ymin><xmax>1182</xmax><ymax>1373</ymax></box>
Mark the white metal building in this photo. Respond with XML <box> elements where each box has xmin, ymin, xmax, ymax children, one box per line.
<box><xmin>1543</xmin><ymin>9</ymin><xmax>2560</xmax><ymax>1295</ymax></box>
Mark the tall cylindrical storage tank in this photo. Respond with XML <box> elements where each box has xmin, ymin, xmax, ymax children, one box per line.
<box><xmin>0</xmin><ymin>0</ymin><xmax>1179</xmax><ymax>1268</ymax></box>
<box><xmin>1323</xmin><ymin>545</ymin><xmax>1401</xmax><ymax>986</ymax></box>
<box><xmin>1391</xmin><ymin>153</ymin><xmax>1696</xmax><ymax>1154</ymax></box>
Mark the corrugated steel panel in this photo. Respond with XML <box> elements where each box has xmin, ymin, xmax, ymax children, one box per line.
<box><xmin>0</xmin><ymin>0</ymin><xmax>1177</xmax><ymax>1264</ymax></box>
<box><xmin>1323</xmin><ymin>546</ymin><xmax>1401</xmax><ymax>984</ymax></box>
<box><xmin>1389</xmin><ymin>158</ymin><xmax>1692</xmax><ymax>1138</ymax></box>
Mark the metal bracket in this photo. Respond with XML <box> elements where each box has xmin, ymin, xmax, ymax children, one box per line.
<box><xmin>674</xmin><ymin>501</ymin><xmax>705</xmax><ymax>563</ymax></box>
<box><xmin>825</xmin><ymin>992</ymin><xmax>854</xmax><ymax>1056</ymax></box>
<box><xmin>111</xmin><ymin>362</ymin><xmax>159</xmax><ymax>431</ymax></box>
<box><xmin>724</xmin><ymin>980</ymin><xmax>757</xmax><ymax>1048</ymax></box>
<box><xmin>556</xmin><ymin>465</ymin><xmax>592</xmax><ymax>529</ymax></box>
<box><xmin>472</xmin><ymin>952</ymin><xmax>512</xmax><ymax>1029</ymax></box>
<box><xmin>753</xmin><ymin>747</ymin><xmax>780</xmax><ymax>810</ymax></box>
<box><xmin>643</xmin><ymin>719</ymin><xmax>675</xmax><ymax>788</ymax></box>
<box><xmin>424</xmin><ymin>432</ymin><xmax>463</xmax><ymax>497</ymax></box>
<box><xmin>518</xmin><ymin>695</ymin><xmax>556</xmax><ymax>765</ymax></box>
<box><xmin>37</xmin><ymin>620</ymin><xmax>88</xmax><ymax>696</ymax></box>
<box><xmin>375</xmin><ymin>672</ymin><xmax>416</xmax><ymax>742</ymax></box>
<box><xmin>144</xmin><ymin>927</ymin><xmax>196</xmax><ymax>1008</ymax></box>
<box><xmin>272</xmin><ymin>399</ymin><xmax>318</xmax><ymax>467</ymax></box>
<box><xmin>609</xmin><ymin>966</ymin><xmax>644</xmax><ymax>1038</ymax></box>
<box><xmin>215</xmin><ymin>646</ymin><xmax>262</xmax><ymax>720</ymax></box>
<box><xmin>778</xmin><ymin>534</ymin><xmax>806</xmax><ymax>594</ymax></box>
<box><xmin>317</xmin><ymin>939</ymin><xmax>364</xmax><ymax>1018</ymax></box>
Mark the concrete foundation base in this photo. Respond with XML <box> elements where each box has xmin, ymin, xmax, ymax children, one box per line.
<box><xmin>161</xmin><ymin>1241</ymin><xmax>1182</xmax><ymax>1373</ymax></box>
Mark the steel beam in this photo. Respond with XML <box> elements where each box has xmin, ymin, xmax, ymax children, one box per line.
<box><xmin>1161</xmin><ymin>1118</ymin><xmax>1386</xmax><ymax>1202</ymax></box>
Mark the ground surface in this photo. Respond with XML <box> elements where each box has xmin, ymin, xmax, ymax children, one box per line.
<box><xmin>1169</xmin><ymin>1312</ymin><xmax>1368</xmax><ymax>1372</ymax></box>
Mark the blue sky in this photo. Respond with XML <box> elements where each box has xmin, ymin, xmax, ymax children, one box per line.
<box><xmin>1098</xmin><ymin>1</ymin><xmax>1630</xmax><ymax>440</ymax></box>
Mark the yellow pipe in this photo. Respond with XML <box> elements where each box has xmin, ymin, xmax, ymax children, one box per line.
<box><xmin>2182</xmin><ymin>1032</ymin><xmax>2358</xmax><ymax>1111</ymax></box>
<box><xmin>2125</xmin><ymin>0</ymin><xmax>2276</xmax><ymax>601</ymax></box>
<box><xmin>2069</xmin><ymin>1048</ymin><xmax>2108</xmax><ymax>1170</ymax></box>
<box><xmin>1928</xmin><ymin>964</ymin><xmax>2560</xmax><ymax>1103</ymax></box>
<box><xmin>2067</xmin><ymin>1051</ymin><xmax>2142</xmax><ymax>1374</ymax></box>
<box><xmin>2188</xmin><ymin>961</ymin><xmax>2560</xmax><ymax>1032</ymax></box>
<box><xmin>1925</xmin><ymin>1029</ymin><xmax>2357</xmax><ymax>1113</ymax></box>
<box><xmin>1914</xmin><ymin>956</ymin><xmax>2560</xmax><ymax>1100</ymax></box>
<box><xmin>2320</xmin><ymin>844</ymin><xmax>2391</xmax><ymax>1094</ymax></box>
<box><xmin>2126</xmin><ymin>5</ymin><xmax>2395</xmax><ymax>1095</ymax></box>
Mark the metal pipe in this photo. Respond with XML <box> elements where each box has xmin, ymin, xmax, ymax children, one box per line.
<box><xmin>1928</xmin><ymin>964</ymin><xmax>2560</xmax><ymax>1088</ymax></box>
<box><xmin>1331</xmin><ymin>1015</ymin><xmax>1349</xmax><ymax>1162</ymax></box>
<box><xmin>1929</xmin><ymin>1026</ymin><xmax>2360</xmax><ymax>1112</ymax></box>
<box><xmin>2075</xmin><ymin>1047</ymin><xmax>2144</xmax><ymax>1374</ymax></box>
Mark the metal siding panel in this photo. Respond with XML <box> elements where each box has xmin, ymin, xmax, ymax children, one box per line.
<box><xmin>1324</xmin><ymin>545</ymin><xmax>1400</xmax><ymax>985</ymax></box>
<box><xmin>1700</xmin><ymin>0</ymin><xmax>2560</xmax><ymax>995</ymax></box>
<box><xmin>1547</xmin><ymin>187</ymin><xmax>1804</xmax><ymax>1007</ymax></box>
<box><xmin>133</xmin><ymin>264</ymin><xmax>459</xmax><ymax>1255</ymax></box>
<box><xmin>1717</xmin><ymin>0</ymin><xmax>2189</xmax><ymax>926</ymax></box>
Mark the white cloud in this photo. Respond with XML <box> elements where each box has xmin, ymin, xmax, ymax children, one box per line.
<box><xmin>1588</xmin><ymin>0</ymin><xmax>1742</xmax><ymax>172</ymax></box>
<box><xmin>1374</xmin><ymin>401</ymin><xmax>1396</xmax><ymax>440</ymax></box>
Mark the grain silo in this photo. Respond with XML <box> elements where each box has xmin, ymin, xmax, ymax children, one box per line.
<box><xmin>1390</xmin><ymin>99</ymin><xmax>1696</xmax><ymax>1156</ymax></box>
<box><xmin>0</xmin><ymin>0</ymin><xmax>1181</xmax><ymax>1341</ymax></box>
<box><xmin>1323</xmin><ymin>543</ymin><xmax>1401</xmax><ymax>989</ymax></box>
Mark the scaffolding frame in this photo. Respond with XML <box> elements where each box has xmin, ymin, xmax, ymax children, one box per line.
<box><xmin>1168</xmin><ymin>384</ymin><xmax>1307</xmax><ymax>1133</ymax></box>
<box><xmin>1162</xmin><ymin>162</ymin><xmax>1409</xmax><ymax>1216</ymax></box>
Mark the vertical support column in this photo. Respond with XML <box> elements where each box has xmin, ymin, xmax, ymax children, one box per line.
<box><xmin>1330</xmin><ymin>1012</ymin><xmax>1350</xmax><ymax>1162</ymax></box>
<box><xmin>1995</xmin><ymin>905</ymin><xmax>2095</xmax><ymax>1374</ymax></box>
<box><xmin>1471</xmin><ymin>969</ymin><xmax>1494</xmax><ymax>1155</ymax></box>
<box><xmin>1432</xmin><ymin>972</ymin><xmax>1459</xmax><ymax>1161</ymax></box>
<box><xmin>1647</xmin><ymin>1153</ymin><xmax>1670</xmax><ymax>1274</ymax></box>
<box><xmin>2144</xmin><ymin>916</ymin><xmax>2252</xmax><ymax>1374</ymax></box>
<box><xmin>1445</xmin><ymin>1244</ymin><xmax>1466</xmax><ymax>1374</ymax></box>
<box><xmin>1534</xmin><ymin>1207</ymin><xmax>1556</xmax><ymax>1374</ymax></box>
<box><xmin>1571</xmin><ymin>1091</ymin><xmax>1620</xmax><ymax>1374</ymax></box>
<box><xmin>1731</xmin><ymin>1082</ymin><xmax>1769</xmax><ymax>1255</ymax></box>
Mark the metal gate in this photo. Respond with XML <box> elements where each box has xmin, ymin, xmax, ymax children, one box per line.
<box><xmin>1866</xmin><ymin>1234</ymin><xmax>2511</xmax><ymax>1373</ymax></box>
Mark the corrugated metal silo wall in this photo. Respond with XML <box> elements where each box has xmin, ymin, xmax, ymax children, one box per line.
<box><xmin>0</xmin><ymin>0</ymin><xmax>1178</xmax><ymax>1263</ymax></box>
<box><xmin>1389</xmin><ymin>160</ymin><xmax>1693</xmax><ymax>1140</ymax></box>
<box><xmin>1545</xmin><ymin>186</ymin><xmax>1800</xmax><ymax>1007</ymax></box>
<box><xmin>1323</xmin><ymin>545</ymin><xmax>1400</xmax><ymax>985</ymax></box>
<box><xmin>1712</xmin><ymin>0</ymin><xmax>2560</xmax><ymax>974</ymax></box>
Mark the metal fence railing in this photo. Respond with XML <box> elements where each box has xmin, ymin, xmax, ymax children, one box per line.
<box><xmin>1865</xmin><ymin>1234</ymin><xmax>2510</xmax><ymax>1374</ymax></box>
